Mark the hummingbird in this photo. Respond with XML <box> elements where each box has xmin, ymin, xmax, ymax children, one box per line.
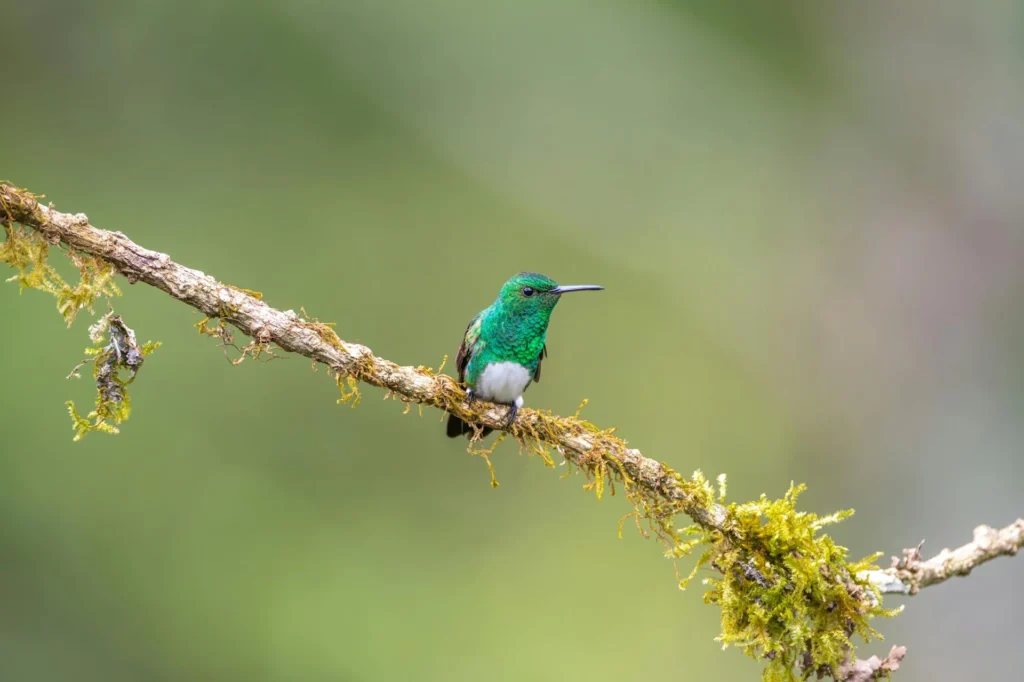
<box><xmin>446</xmin><ymin>272</ymin><xmax>604</xmax><ymax>438</ymax></box>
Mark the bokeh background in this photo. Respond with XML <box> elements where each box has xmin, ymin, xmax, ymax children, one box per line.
<box><xmin>3</xmin><ymin>1</ymin><xmax>1023</xmax><ymax>680</ymax></box>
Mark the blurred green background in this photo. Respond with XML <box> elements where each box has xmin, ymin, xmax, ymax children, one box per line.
<box><xmin>3</xmin><ymin>1</ymin><xmax>1023</xmax><ymax>680</ymax></box>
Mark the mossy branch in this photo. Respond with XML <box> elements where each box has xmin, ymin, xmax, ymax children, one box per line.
<box><xmin>3</xmin><ymin>182</ymin><xmax>1021</xmax><ymax>682</ymax></box>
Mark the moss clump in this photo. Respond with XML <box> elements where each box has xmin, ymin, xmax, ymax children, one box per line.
<box><xmin>66</xmin><ymin>313</ymin><xmax>160</xmax><ymax>441</ymax></box>
<box><xmin>695</xmin><ymin>484</ymin><xmax>899</xmax><ymax>680</ymax></box>
<box><xmin>619</xmin><ymin>470</ymin><xmax>899</xmax><ymax>680</ymax></box>
<box><xmin>500</xmin><ymin>407</ymin><xmax>898</xmax><ymax>681</ymax></box>
<box><xmin>1</xmin><ymin>223</ymin><xmax>121</xmax><ymax>325</ymax></box>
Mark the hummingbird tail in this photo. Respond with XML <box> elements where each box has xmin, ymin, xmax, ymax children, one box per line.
<box><xmin>445</xmin><ymin>414</ymin><xmax>467</xmax><ymax>438</ymax></box>
<box><xmin>446</xmin><ymin>414</ymin><xmax>493</xmax><ymax>439</ymax></box>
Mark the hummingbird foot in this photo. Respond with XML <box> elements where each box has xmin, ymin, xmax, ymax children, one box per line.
<box><xmin>501</xmin><ymin>396</ymin><xmax>523</xmax><ymax>429</ymax></box>
<box><xmin>501</xmin><ymin>402</ymin><xmax>518</xmax><ymax>429</ymax></box>
<box><xmin>465</xmin><ymin>388</ymin><xmax>477</xmax><ymax>403</ymax></box>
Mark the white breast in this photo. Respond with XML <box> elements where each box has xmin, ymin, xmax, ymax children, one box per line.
<box><xmin>476</xmin><ymin>361</ymin><xmax>531</xmax><ymax>406</ymax></box>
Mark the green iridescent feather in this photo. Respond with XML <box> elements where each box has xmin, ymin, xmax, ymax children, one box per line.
<box><xmin>463</xmin><ymin>272</ymin><xmax>559</xmax><ymax>386</ymax></box>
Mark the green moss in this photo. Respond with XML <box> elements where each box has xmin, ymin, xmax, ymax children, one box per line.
<box><xmin>698</xmin><ymin>483</ymin><xmax>899</xmax><ymax>680</ymax></box>
<box><xmin>335</xmin><ymin>372</ymin><xmax>362</xmax><ymax>407</ymax></box>
<box><xmin>66</xmin><ymin>314</ymin><xmax>161</xmax><ymax>441</ymax></box>
<box><xmin>627</xmin><ymin>473</ymin><xmax>899</xmax><ymax>680</ymax></box>
<box><xmin>2</xmin><ymin>188</ymin><xmax>160</xmax><ymax>440</ymax></box>
<box><xmin>298</xmin><ymin>306</ymin><xmax>345</xmax><ymax>350</ymax></box>
<box><xmin>225</xmin><ymin>284</ymin><xmax>263</xmax><ymax>300</ymax></box>
<box><xmin>502</xmin><ymin>407</ymin><xmax>898</xmax><ymax>680</ymax></box>
<box><xmin>1</xmin><ymin>223</ymin><xmax>121</xmax><ymax>325</ymax></box>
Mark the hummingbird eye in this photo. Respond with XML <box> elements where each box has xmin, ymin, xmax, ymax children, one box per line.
<box><xmin>522</xmin><ymin>286</ymin><xmax>535</xmax><ymax>297</ymax></box>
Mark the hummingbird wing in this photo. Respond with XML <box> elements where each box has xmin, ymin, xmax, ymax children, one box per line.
<box><xmin>455</xmin><ymin>313</ymin><xmax>483</xmax><ymax>383</ymax></box>
<box><xmin>448</xmin><ymin>313</ymin><xmax>489</xmax><ymax>439</ymax></box>
<box><xmin>533</xmin><ymin>344</ymin><xmax>547</xmax><ymax>383</ymax></box>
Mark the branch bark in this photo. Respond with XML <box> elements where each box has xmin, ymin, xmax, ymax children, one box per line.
<box><xmin>862</xmin><ymin>520</ymin><xmax>1024</xmax><ymax>595</ymax></box>
<box><xmin>3</xmin><ymin>182</ymin><xmax>1022</xmax><ymax>679</ymax></box>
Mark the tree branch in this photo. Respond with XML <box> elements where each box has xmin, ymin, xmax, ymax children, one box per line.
<box><xmin>3</xmin><ymin>182</ymin><xmax>1022</xmax><ymax>680</ymax></box>
<box><xmin>862</xmin><ymin>520</ymin><xmax>1024</xmax><ymax>595</ymax></box>
<box><xmin>0</xmin><ymin>181</ymin><xmax>730</xmax><ymax>533</ymax></box>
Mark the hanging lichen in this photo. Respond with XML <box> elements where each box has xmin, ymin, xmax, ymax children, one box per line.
<box><xmin>0</xmin><ymin>222</ymin><xmax>121</xmax><ymax>325</ymax></box>
<box><xmin>66</xmin><ymin>313</ymin><xmax>161</xmax><ymax>441</ymax></box>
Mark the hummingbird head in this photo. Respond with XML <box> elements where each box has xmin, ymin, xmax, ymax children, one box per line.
<box><xmin>495</xmin><ymin>272</ymin><xmax>603</xmax><ymax>322</ymax></box>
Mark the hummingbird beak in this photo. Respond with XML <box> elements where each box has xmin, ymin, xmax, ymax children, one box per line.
<box><xmin>550</xmin><ymin>284</ymin><xmax>604</xmax><ymax>294</ymax></box>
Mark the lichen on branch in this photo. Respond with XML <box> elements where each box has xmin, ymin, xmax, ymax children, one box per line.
<box><xmin>65</xmin><ymin>313</ymin><xmax>161</xmax><ymax>440</ymax></box>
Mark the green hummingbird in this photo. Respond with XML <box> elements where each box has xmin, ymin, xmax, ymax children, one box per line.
<box><xmin>446</xmin><ymin>272</ymin><xmax>603</xmax><ymax>438</ymax></box>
